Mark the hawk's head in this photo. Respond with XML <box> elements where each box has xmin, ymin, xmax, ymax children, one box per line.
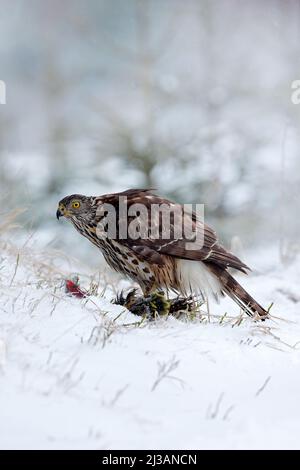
<box><xmin>56</xmin><ymin>194</ymin><xmax>94</xmax><ymax>222</ymax></box>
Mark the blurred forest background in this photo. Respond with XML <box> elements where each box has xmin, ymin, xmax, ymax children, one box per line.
<box><xmin>0</xmin><ymin>0</ymin><xmax>300</xmax><ymax>265</ymax></box>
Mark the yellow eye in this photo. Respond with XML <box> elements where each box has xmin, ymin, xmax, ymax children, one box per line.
<box><xmin>72</xmin><ymin>201</ymin><xmax>80</xmax><ymax>209</ymax></box>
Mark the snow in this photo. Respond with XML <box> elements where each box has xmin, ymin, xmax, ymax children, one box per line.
<box><xmin>1</xmin><ymin>237</ymin><xmax>300</xmax><ymax>450</ymax></box>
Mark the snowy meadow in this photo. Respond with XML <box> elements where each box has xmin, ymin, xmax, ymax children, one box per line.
<box><xmin>1</xmin><ymin>214</ymin><xmax>300</xmax><ymax>449</ymax></box>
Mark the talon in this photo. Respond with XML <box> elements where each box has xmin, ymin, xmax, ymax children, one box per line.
<box><xmin>113</xmin><ymin>290</ymin><xmax>202</xmax><ymax>321</ymax></box>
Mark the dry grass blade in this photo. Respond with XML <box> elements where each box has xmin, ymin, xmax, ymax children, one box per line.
<box><xmin>151</xmin><ymin>356</ymin><xmax>183</xmax><ymax>392</ymax></box>
<box><xmin>255</xmin><ymin>376</ymin><xmax>271</xmax><ymax>397</ymax></box>
<box><xmin>0</xmin><ymin>208</ymin><xmax>26</xmax><ymax>234</ymax></box>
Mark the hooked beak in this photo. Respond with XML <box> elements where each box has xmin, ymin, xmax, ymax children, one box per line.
<box><xmin>56</xmin><ymin>208</ymin><xmax>62</xmax><ymax>220</ymax></box>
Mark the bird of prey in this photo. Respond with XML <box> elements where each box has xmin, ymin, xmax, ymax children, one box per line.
<box><xmin>56</xmin><ymin>189</ymin><xmax>268</xmax><ymax>319</ymax></box>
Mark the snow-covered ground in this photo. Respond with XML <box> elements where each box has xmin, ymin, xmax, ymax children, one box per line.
<box><xmin>1</xmin><ymin>234</ymin><xmax>300</xmax><ymax>450</ymax></box>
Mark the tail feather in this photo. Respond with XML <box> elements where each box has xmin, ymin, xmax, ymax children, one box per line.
<box><xmin>208</xmin><ymin>264</ymin><xmax>268</xmax><ymax>319</ymax></box>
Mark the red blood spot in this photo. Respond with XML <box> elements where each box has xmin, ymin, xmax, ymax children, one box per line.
<box><xmin>65</xmin><ymin>279</ymin><xmax>88</xmax><ymax>298</ymax></box>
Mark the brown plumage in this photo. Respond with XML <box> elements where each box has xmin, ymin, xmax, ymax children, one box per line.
<box><xmin>56</xmin><ymin>188</ymin><xmax>268</xmax><ymax>319</ymax></box>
